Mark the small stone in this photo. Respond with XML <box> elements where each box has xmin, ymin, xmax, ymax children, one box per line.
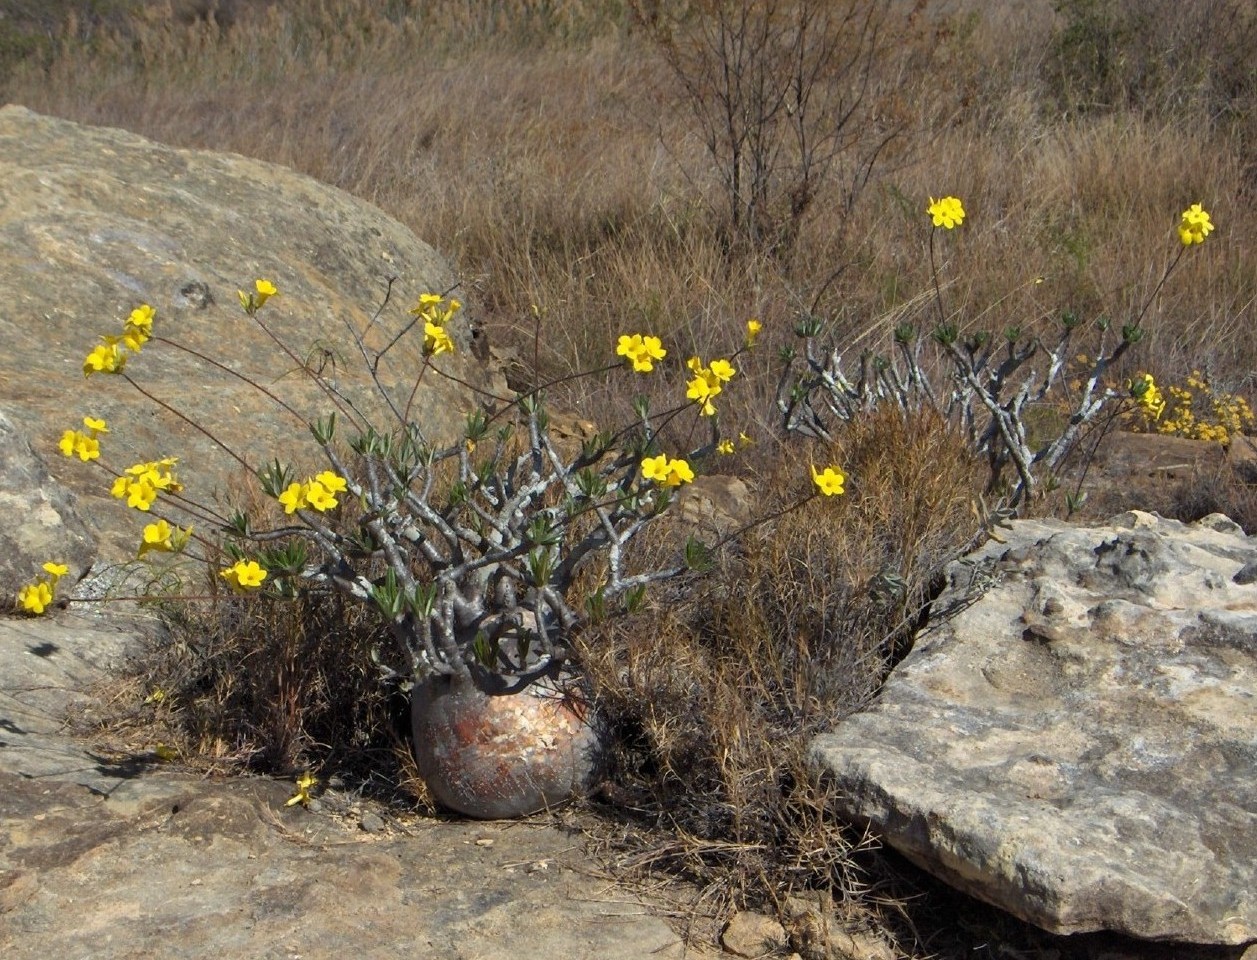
<box><xmin>474</xmin><ymin>837</ymin><xmax>494</xmax><ymax>847</ymax></box>
<box><xmin>1233</xmin><ymin>561</ymin><xmax>1257</xmax><ymax>585</ymax></box>
<box><xmin>359</xmin><ymin>811</ymin><xmax>385</xmax><ymax>834</ymax></box>
<box><xmin>722</xmin><ymin>910</ymin><xmax>787</xmax><ymax>958</ymax></box>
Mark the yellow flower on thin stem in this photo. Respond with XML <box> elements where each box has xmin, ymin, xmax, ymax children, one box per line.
<box><xmin>424</xmin><ymin>320</ymin><xmax>455</xmax><ymax>357</ymax></box>
<box><xmin>927</xmin><ymin>196</ymin><xmax>965</xmax><ymax>229</ymax></box>
<box><xmin>59</xmin><ymin>429</ymin><xmax>100</xmax><ymax>462</ymax></box>
<box><xmin>220</xmin><ymin>559</ymin><xmax>268</xmax><ymax>592</ymax></box>
<box><xmin>17</xmin><ymin>581</ymin><xmax>54</xmax><ymax>614</ymax></box>
<box><xmin>286</xmin><ymin>771</ymin><xmax>318</xmax><ymax>807</ymax></box>
<box><xmin>1177</xmin><ymin>203</ymin><xmax>1214</xmax><ymax>246</ymax></box>
<box><xmin>43</xmin><ymin>562</ymin><xmax>69</xmax><ymax>580</ymax></box>
<box><xmin>83</xmin><ymin>338</ymin><xmax>127</xmax><ymax>376</ymax></box>
<box><xmin>278</xmin><ymin>482</ymin><xmax>308</xmax><ymax>514</ymax></box>
<box><xmin>745</xmin><ymin>319</ymin><xmax>762</xmax><ymax>347</ymax></box>
<box><xmin>615</xmin><ymin>333</ymin><xmax>668</xmax><ymax>373</ymax></box>
<box><xmin>811</xmin><ymin>464</ymin><xmax>846</xmax><ymax>497</ymax></box>
<box><xmin>641</xmin><ymin>454</ymin><xmax>694</xmax><ymax>488</ymax></box>
<box><xmin>304</xmin><ymin>479</ymin><xmax>339</xmax><ymax>512</ymax></box>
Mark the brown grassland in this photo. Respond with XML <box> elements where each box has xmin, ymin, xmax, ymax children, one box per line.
<box><xmin>4</xmin><ymin>0</ymin><xmax>1255</xmax><ymax>955</ymax></box>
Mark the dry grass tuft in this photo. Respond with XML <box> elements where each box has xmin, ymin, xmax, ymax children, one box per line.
<box><xmin>577</xmin><ymin>408</ymin><xmax>980</xmax><ymax>932</ymax></box>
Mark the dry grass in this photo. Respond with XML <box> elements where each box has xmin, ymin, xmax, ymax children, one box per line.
<box><xmin>10</xmin><ymin>0</ymin><xmax>1256</xmax><ymax>951</ymax></box>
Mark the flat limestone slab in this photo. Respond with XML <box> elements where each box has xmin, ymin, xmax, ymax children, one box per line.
<box><xmin>810</xmin><ymin>512</ymin><xmax>1256</xmax><ymax>946</ymax></box>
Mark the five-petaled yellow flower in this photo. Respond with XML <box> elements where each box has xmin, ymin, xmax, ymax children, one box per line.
<box><xmin>83</xmin><ymin>338</ymin><xmax>127</xmax><ymax>376</ymax></box>
<box><xmin>927</xmin><ymin>196</ymin><xmax>965</xmax><ymax>229</ymax></box>
<box><xmin>686</xmin><ymin>357</ymin><xmax>734</xmax><ymax>417</ymax></box>
<box><xmin>641</xmin><ymin>454</ymin><xmax>695</xmax><ymax>487</ymax></box>
<box><xmin>424</xmin><ymin>320</ymin><xmax>455</xmax><ymax>357</ymax></box>
<box><xmin>1177</xmin><ymin>203</ymin><xmax>1213</xmax><ymax>246</ymax></box>
<box><xmin>137</xmin><ymin>519</ymin><xmax>191</xmax><ymax>557</ymax></box>
<box><xmin>220</xmin><ymin>559</ymin><xmax>268</xmax><ymax>592</ymax></box>
<box><xmin>811</xmin><ymin>464</ymin><xmax>846</xmax><ymax>497</ymax></box>
<box><xmin>278</xmin><ymin>482</ymin><xmax>308</xmax><ymax>514</ymax></box>
<box><xmin>15</xmin><ymin>561</ymin><xmax>69</xmax><ymax>616</ymax></box>
<box><xmin>123</xmin><ymin>304</ymin><xmax>155</xmax><ymax>351</ymax></box>
<box><xmin>616</xmin><ymin>333</ymin><xmax>668</xmax><ymax>373</ymax></box>
<box><xmin>18</xmin><ymin>580</ymin><xmax>54</xmax><ymax>614</ymax></box>
<box><xmin>111</xmin><ymin>459</ymin><xmax>182</xmax><ymax>512</ymax></box>
<box><xmin>59</xmin><ymin>429</ymin><xmax>101</xmax><ymax>462</ymax></box>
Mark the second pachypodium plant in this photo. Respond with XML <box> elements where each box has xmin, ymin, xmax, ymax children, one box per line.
<box><xmin>779</xmin><ymin>199</ymin><xmax>1216</xmax><ymax>507</ymax></box>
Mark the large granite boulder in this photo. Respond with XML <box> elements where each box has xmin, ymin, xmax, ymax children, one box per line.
<box><xmin>811</xmin><ymin>511</ymin><xmax>1256</xmax><ymax>946</ymax></box>
<box><xmin>0</xmin><ymin>409</ymin><xmax>96</xmax><ymax>599</ymax></box>
<box><xmin>0</xmin><ymin>105</ymin><xmax>503</xmax><ymax>563</ymax></box>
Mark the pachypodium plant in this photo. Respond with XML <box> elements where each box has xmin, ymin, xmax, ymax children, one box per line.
<box><xmin>778</xmin><ymin>199</ymin><xmax>1218</xmax><ymax>506</ymax></box>
<box><xmin>19</xmin><ymin>279</ymin><xmax>846</xmax><ymax>695</ymax></box>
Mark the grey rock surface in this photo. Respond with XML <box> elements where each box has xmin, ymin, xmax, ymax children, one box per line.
<box><xmin>0</xmin><ymin>104</ymin><xmax>504</xmax><ymax>562</ymax></box>
<box><xmin>0</xmin><ymin>606</ymin><xmax>709</xmax><ymax>960</ymax></box>
<box><xmin>0</xmin><ymin>409</ymin><xmax>96</xmax><ymax>599</ymax></box>
<box><xmin>810</xmin><ymin>511</ymin><xmax>1256</xmax><ymax>945</ymax></box>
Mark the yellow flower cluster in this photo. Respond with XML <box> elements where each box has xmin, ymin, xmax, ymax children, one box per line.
<box><xmin>16</xmin><ymin>561</ymin><xmax>69</xmax><ymax>615</ymax></box>
<box><xmin>220</xmin><ymin>559</ymin><xmax>268</xmax><ymax>592</ymax></box>
<box><xmin>111</xmin><ymin>458</ymin><xmax>183</xmax><ymax>512</ymax></box>
<box><xmin>616</xmin><ymin>333</ymin><xmax>667</xmax><ymax>373</ymax></box>
<box><xmin>237</xmin><ymin>278</ymin><xmax>278</xmax><ymax>315</ymax></box>
<box><xmin>1149</xmin><ymin>371</ymin><xmax>1254</xmax><ymax>443</ymax></box>
<box><xmin>927</xmin><ymin>196</ymin><xmax>965</xmax><ymax>230</ymax></box>
<box><xmin>1127</xmin><ymin>374</ymin><xmax>1166</xmax><ymax>420</ymax></box>
<box><xmin>59</xmin><ymin>415</ymin><xmax>109</xmax><ymax>462</ymax></box>
<box><xmin>83</xmin><ymin>303</ymin><xmax>156</xmax><ymax>376</ymax></box>
<box><xmin>277</xmin><ymin>470</ymin><xmax>348</xmax><ymax>514</ymax></box>
<box><xmin>1177</xmin><ymin>204</ymin><xmax>1214</xmax><ymax>246</ymax></box>
<box><xmin>686</xmin><ymin>356</ymin><xmax>736</xmax><ymax>416</ymax></box>
<box><xmin>137</xmin><ymin>518</ymin><xmax>193</xmax><ymax>558</ymax></box>
<box><xmin>641</xmin><ymin>454</ymin><xmax>695</xmax><ymax>487</ymax></box>
<box><xmin>411</xmin><ymin>293</ymin><xmax>461</xmax><ymax>357</ymax></box>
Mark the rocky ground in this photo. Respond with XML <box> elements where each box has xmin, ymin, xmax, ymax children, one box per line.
<box><xmin>0</xmin><ymin>605</ymin><xmax>716</xmax><ymax>960</ymax></box>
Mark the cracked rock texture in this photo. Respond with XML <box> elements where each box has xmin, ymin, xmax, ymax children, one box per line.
<box><xmin>811</xmin><ymin>511</ymin><xmax>1256</xmax><ymax>946</ymax></box>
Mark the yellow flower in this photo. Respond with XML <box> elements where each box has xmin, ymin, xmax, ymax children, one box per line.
<box><xmin>220</xmin><ymin>559</ymin><xmax>268</xmax><ymax>592</ymax></box>
<box><xmin>303</xmin><ymin>479</ymin><xmax>339</xmax><ymax>512</ymax></box>
<box><xmin>43</xmin><ymin>561</ymin><xmax>69</xmax><ymax>580</ymax></box>
<box><xmin>82</xmin><ymin>416</ymin><xmax>109</xmax><ymax>436</ymax></box>
<box><xmin>708</xmin><ymin>358</ymin><xmax>736</xmax><ymax>383</ymax></box>
<box><xmin>927</xmin><ymin>196</ymin><xmax>965</xmax><ymax>229</ymax></box>
<box><xmin>424</xmin><ymin>320</ymin><xmax>455</xmax><ymax>357</ymax></box>
<box><xmin>717</xmin><ymin>439</ymin><xmax>734</xmax><ymax>455</ymax></box>
<box><xmin>83</xmin><ymin>339</ymin><xmax>127</xmax><ymax>376</ymax></box>
<box><xmin>137</xmin><ymin>519</ymin><xmax>175</xmax><ymax>557</ymax></box>
<box><xmin>59</xmin><ymin>429</ymin><xmax>100</xmax><ymax>462</ymax></box>
<box><xmin>811</xmin><ymin>464</ymin><xmax>846</xmax><ymax>497</ymax></box>
<box><xmin>641</xmin><ymin>454</ymin><xmax>693</xmax><ymax>487</ymax></box>
<box><xmin>286</xmin><ymin>771</ymin><xmax>318</xmax><ymax>807</ymax></box>
<box><xmin>738</xmin><ymin>431</ymin><xmax>754</xmax><ymax>447</ymax></box>
<box><xmin>123</xmin><ymin>304</ymin><xmax>155</xmax><ymax>350</ymax></box>
<box><xmin>616</xmin><ymin>333</ymin><xmax>668</xmax><ymax>373</ymax></box>
<box><xmin>313</xmin><ymin>471</ymin><xmax>346</xmax><ymax>493</ymax></box>
<box><xmin>745</xmin><ymin>319</ymin><xmax>762</xmax><ymax>347</ymax></box>
<box><xmin>412</xmin><ymin>293</ymin><xmax>444</xmax><ymax>312</ymax></box>
<box><xmin>640</xmin><ymin>454</ymin><xmax>670</xmax><ymax>484</ymax></box>
<box><xmin>17</xmin><ymin>580</ymin><xmax>54</xmax><ymax>615</ymax></box>
<box><xmin>665</xmin><ymin>458</ymin><xmax>695</xmax><ymax>486</ymax></box>
<box><xmin>1177</xmin><ymin>203</ymin><xmax>1214</xmax><ymax>246</ymax></box>
<box><xmin>685</xmin><ymin>359</ymin><xmax>723</xmax><ymax>416</ymax></box>
<box><xmin>277</xmin><ymin>482</ymin><xmax>308</xmax><ymax>514</ymax></box>
<box><xmin>254</xmin><ymin>279</ymin><xmax>278</xmax><ymax>307</ymax></box>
